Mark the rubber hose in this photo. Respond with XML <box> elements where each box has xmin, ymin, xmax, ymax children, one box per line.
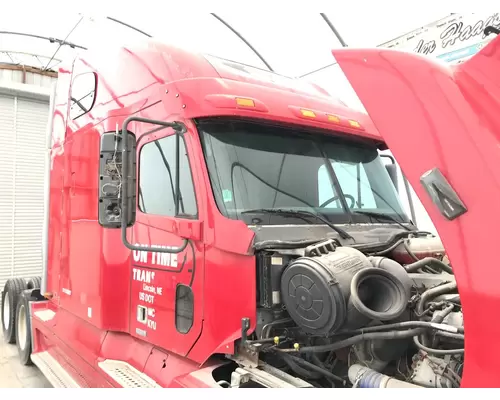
<box><xmin>279</xmin><ymin>353</ymin><xmax>324</xmax><ymax>380</ymax></box>
<box><xmin>310</xmin><ymin>353</ymin><xmax>341</xmax><ymax>386</ymax></box>
<box><xmin>291</xmin><ymin>306</ymin><xmax>459</xmax><ymax>354</ymax></box>
<box><xmin>417</xmin><ymin>282</ymin><xmax>457</xmax><ymax>315</ymax></box>
<box><xmin>282</xmin><ymin>354</ymin><xmax>345</xmax><ymax>384</ymax></box>
<box><xmin>423</xmin><ymin>303</ymin><xmax>455</xmax><ymax>347</ymax></box>
<box><xmin>436</xmin><ymin>331</ymin><xmax>465</xmax><ymax>341</ymax></box>
<box><xmin>405</xmin><ymin>257</ymin><xmax>453</xmax><ymax>274</ymax></box>
<box><xmin>369</xmin><ymin>238</ymin><xmax>405</xmax><ymax>256</ymax></box>
<box><xmin>333</xmin><ymin>319</ymin><xmax>464</xmax><ymax>336</ymax></box>
<box><xmin>403</xmin><ymin>240</ymin><xmax>420</xmax><ymax>261</ymax></box>
<box><xmin>294</xmin><ymin>328</ymin><xmax>425</xmax><ymax>353</ymax></box>
<box><xmin>413</xmin><ymin>335</ymin><xmax>464</xmax><ymax>355</ymax></box>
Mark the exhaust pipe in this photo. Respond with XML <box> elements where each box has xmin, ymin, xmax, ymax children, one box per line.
<box><xmin>40</xmin><ymin>81</ymin><xmax>57</xmax><ymax>296</ymax></box>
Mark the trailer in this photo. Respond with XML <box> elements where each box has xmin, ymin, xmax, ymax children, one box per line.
<box><xmin>379</xmin><ymin>12</ymin><xmax>500</xmax><ymax>64</ymax></box>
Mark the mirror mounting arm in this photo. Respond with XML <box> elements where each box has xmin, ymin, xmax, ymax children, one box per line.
<box><xmin>121</xmin><ymin>116</ymin><xmax>188</xmax><ymax>254</ymax></box>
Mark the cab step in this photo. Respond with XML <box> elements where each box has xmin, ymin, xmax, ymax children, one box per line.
<box><xmin>98</xmin><ymin>359</ymin><xmax>161</xmax><ymax>388</ymax></box>
<box><xmin>31</xmin><ymin>351</ymin><xmax>81</xmax><ymax>388</ymax></box>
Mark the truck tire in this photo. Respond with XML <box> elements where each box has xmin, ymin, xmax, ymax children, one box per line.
<box><xmin>1</xmin><ymin>278</ymin><xmax>28</xmax><ymax>344</ymax></box>
<box><xmin>15</xmin><ymin>290</ymin><xmax>33</xmax><ymax>365</ymax></box>
<box><xmin>26</xmin><ymin>276</ymin><xmax>42</xmax><ymax>290</ymax></box>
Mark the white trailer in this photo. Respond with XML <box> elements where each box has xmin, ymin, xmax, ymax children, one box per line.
<box><xmin>380</xmin><ymin>13</ymin><xmax>500</xmax><ymax>64</ymax></box>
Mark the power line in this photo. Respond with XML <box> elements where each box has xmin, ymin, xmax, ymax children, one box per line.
<box><xmin>43</xmin><ymin>15</ymin><xmax>85</xmax><ymax>71</ymax></box>
<box><xmin>211</xmin><ymin>13</ymin><xmax>274</xmax><ymax>72</ymax></box>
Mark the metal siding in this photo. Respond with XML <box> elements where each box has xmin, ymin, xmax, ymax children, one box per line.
<box><xmin>0</xmin><ymin>94</ymin><xmax>49</xmax><ymax>289</ymax></box>
<box><xmin>0</xmin><ymin>95</ymin><xmax>15</xmax><ymax>289</ymax></box>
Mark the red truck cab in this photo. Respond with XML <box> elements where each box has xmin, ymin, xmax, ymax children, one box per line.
<box><xmin>1</xmin><ymin>31</ymin><xmax>498</xmax><ymax>388</ymax></box>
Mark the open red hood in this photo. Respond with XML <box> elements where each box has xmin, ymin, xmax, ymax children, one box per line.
<box><xmin>333</xmin><ymin>35</ymin><xmax>500</xmax><ymax>388</ymax></box>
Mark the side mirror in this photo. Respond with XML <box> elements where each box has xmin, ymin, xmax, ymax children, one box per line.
<box><xmin>98</xmin><ymin>131</ymin><xmax>137</xmax><ymax>228</ymax></box>
<box><xmin>385</xmin><ymin>164</ymin><xmax>399</xmax><ymax>193</ymax></box>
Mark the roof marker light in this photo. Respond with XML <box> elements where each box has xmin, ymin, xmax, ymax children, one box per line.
<box><xmin>236</xmin><ymin>97</ymin><xmax>255</xmax><ymax>107</ymax></box>
<box><xmin>300</xmin><ymin>109</ymin><xmax>316</xmax><ymax>118</ymax></box>
<box><xmin>327</xmin><ymin>114</ymin><xmax>340</xmax><ymax>123</ymax></box>
<box><xmin>348</xmin><ymin>119</ymin><xmax>362</xmax><ymax>128</ymax></box>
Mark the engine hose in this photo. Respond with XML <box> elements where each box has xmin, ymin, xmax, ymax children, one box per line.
<box><xmin>279</xmin><ymin>353</ymin><xmax>324</xmax><ymax>380</ymax></box>
<box><xmin>413</xmin><ymin>335</ymin><xmax>465</xmax><ymax>355</ymax></box>
<box><xmin>422</xmin><ymin>303</ymin><xmax>455</xmax><ymax>347</ymax></box>
<box><xmin>369</xmin><ymin>238</ymin><xmax>405</xmax><ymax>256</ymax></box>
<box><xmin>284</xmin><ymin>354</ymin><xmax>345</xmax><ymax>384</ymax></box>
<box><xmin>416</xmin><ymin>282</ymin><xmax>457</xmax><ymax>316</ymax></box>
<box><xmin>436</xmin><ymin>331</ymin><xmax>465</xmax><ymax>341</ymax></box>
<box><xmin>310</xmin><ymin>353</ymin><xmax>341</xmax><ymax>386</ymax></box>
<box><xmin>403</xmin><ymin>240</ymin><xmax>420</xmax><ymax>261</ymax></box>
<box><xmin>405</xmin><ymin>257</ymin><xmax>453</xmax><ymax>274</ymax></box>
<box><xmin>286</xmin><ymin>328</ymin><xmax>425</xmax><ymax>354</ymax></box>
<box><xmin>281</xmin><ymin>303</ymin><xmax>460</xmax><ymax>354</ymax></box>
<box><xmin>332</xmin><ymin>319</ymin><xmax>464</xmax><ymax>336</ymax></box>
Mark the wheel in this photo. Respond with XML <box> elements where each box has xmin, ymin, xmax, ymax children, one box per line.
<box><xmin>15</xmin><ymin>290</ymin><xmax>33</xmax><ymax>365</ymax></box>
<box><xmin>26</xmin><ymin>276</ymin><xmax>41</xmax><ymax>290</ymax></box>
<box><xmin>1</xmin><ymin>278</ymin><xmax>28</xmax><ymax>344</ymax></box>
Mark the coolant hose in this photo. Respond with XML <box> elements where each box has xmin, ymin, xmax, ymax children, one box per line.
<box><xmin>279</xmin><ymin>353</ymin><xmax>324</xmax><ymax>380</ymax></box>
<box><xmin>413</xmin><ymin>336</ymin><xmax>465</xmax><ymax>355</ymax></box>
<box><xmin>348</xmin><ymin>364</ymin><xmax>422</xmax><ymax>388</ymax></box>
<box><xmin>420</xmin><ymin>303</ymin><xmax>456</xmax><ymax>347</ymax></box>
<box><xmin>278</xmin><ymin>353</ymin><xmax>345</xmax><ymax>384</ymax></box>
<box><xmin>405</xmin><ymin>257</ymin><xmax>453</xmax><ymax>274</ymax></box>
<box><xmin>416</xmin><ymin>282</ymin><xmax>457</xmax><ymax>315</ymax></box>
<box><xmin>333</xmin><ymin>319</ymin><xmax>463</xmax><ymax>336</ymax></box>
<box><xmin>291</xmin><ymin>328</ymin><xmax>425</xmax><ymax>353</ymax></box>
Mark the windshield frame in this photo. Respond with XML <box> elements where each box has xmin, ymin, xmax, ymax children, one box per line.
<box><xmin>195</xmin><ymin>117</ymin><xmax>411</xmax><ymax>227</ymax></box>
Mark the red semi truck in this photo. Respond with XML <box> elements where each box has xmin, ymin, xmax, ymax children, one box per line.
<box><xmin>1</xmin><ymin>27</ymin><xmax>498</xmax><ymax>388</ymax></box>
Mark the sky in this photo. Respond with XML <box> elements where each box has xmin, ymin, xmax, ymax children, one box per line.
<box><xmin>0</xmin><ymin>7</ymin><xmax>451</xmax><ymax>113</ymax></box>
<box><xmin>0</xmin><ymin>7</ymin><xmax>449</xmax><ymax>76</ymax></box>
<box><xmin>0</xmin><ymin>5</ymin><xmax>465</xmax><ymax>233</ymax></box>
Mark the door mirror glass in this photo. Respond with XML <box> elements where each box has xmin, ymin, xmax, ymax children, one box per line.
<box><xmin>98</xmin><ymin>131</ymin><xmax>137</xmax><ymax>228</ymax></box>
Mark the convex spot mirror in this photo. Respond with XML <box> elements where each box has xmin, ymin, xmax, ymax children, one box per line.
<box><xmin>380</xmin><ymin>154</ymin><xmax>399</xmax><ymax>193</ymax></box>
<box><xmin>385</xmin><ymin>164</ymin><xmax>399</xmax><ymax>193</ymax></box>
<box><xmin>70</xmin><ymin>72</ymin><xmax>97</xmax><ymax>120</ymax></box>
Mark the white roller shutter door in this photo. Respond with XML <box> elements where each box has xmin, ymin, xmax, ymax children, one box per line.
<box><xmin>0</xmin><ymin>94</ymin><xmax>49</xmax><ymax>289</ymax></box>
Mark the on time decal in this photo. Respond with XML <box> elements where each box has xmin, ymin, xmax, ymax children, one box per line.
<box><xmin>133</xmin><ymin>243</ymin><xmax>179</xmax><ymax>267</ymax></box>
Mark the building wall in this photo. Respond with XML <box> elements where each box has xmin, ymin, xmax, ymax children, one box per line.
<box><xmin>0</xmin><ymin>73</ymin><xmax>52</xmax><ymax>290</ymax></box>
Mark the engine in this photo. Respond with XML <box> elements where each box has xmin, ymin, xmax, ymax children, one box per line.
<box><xmin>232</xmin><ymin>235</ymin><xmax>463</xmax><ymax>388</ymax></box>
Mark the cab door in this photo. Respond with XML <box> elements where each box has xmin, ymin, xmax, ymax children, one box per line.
<box><xmin>331</xmin><ymin>36</ymin><xmax>500</xmax><ymax>387</ymax></box>
<box><xmin>128</xmin><ymin>122</ymin><xmax>204</xmax><ymax>357</ymax></box>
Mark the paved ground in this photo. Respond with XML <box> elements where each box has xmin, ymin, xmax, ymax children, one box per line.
<box><xmin>0</xmin><ymin>332</ymin><xmax>52</xmax><ymax>388</ymax></box>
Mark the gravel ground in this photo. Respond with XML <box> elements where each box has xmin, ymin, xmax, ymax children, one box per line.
<box><xmin>0</xmin><ymin>331</ymin><xmax>52</xmax><ymax>388</ymax></box>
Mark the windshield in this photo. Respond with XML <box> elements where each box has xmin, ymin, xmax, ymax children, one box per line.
<box><xmin>197</xmin><ymin>119</ymin><xmax>409</xmax><ymax>226</ymax></box>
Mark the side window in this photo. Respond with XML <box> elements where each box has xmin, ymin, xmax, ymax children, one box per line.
<box><xmin>70</xmin><ymin>72</ymin><xmax>97</xmax><ymax>120</ymax></box>
<box><xmin>318</xmin><ymin>162</ymin><xmax>377</xmax><ymax>209</ymax></box>
<box><xmin>139</xmin><ymin>135</ymin><xmax>197</xmax><ymax>217</ymax></box>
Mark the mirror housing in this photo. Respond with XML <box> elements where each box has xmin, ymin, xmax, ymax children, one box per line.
<box><xmin>385</xmin><ymin>164</ymin><xmax>399</xmax><ymax>193</ymax></box>
<box><xmin>98</xmin><ymin>131</ymin><xmax>137</xmax><ymax>228</ymax></box>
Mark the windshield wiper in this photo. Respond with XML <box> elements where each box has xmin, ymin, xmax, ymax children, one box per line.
<box><xmin>353</xmin><ymin>210</ymin><xmax>412</xmax><ymax>231</ymax></box>
<box><xmin>241</xmin><ymin>208</ymin><xmax>354</xmax><ymax>240</ymax></box>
